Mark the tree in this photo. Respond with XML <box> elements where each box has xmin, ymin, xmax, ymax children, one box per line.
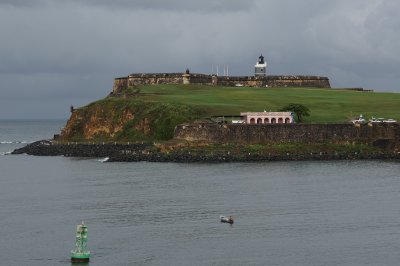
<box><xmin>279</xmin><ymin>103</ymin><xmax>310</xmax><ymax>122</ymax></box>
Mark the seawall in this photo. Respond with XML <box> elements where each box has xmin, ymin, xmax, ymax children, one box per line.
<box><xmin>174</xmin><ymin>123</ymin><xmax>400</xmax><ymax>149</ymax></box>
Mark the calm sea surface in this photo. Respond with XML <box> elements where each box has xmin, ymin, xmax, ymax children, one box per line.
<box><xmin>1</xmin><ymin>120</ymin><xmax>400</xmax><ymax>266</ymax></box>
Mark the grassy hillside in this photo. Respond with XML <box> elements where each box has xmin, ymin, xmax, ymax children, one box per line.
<box><xmin>62</xmin><ymin>97</ymin><xmax>202</xmax><ymax>141</ymax></box>
<box><xmin>136</xmin><ymin>84</ymin><xmax>400</xmax><ymax>122</ymax></box>
<box><xmin>63</xmin><ymin>84</ymin><xmax>400</xmax><ymax>142</ymax></box>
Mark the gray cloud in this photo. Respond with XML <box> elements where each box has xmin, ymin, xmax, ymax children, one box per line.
<box><xmin>0</xmin><ymin>0</ymin><xmax>255</xmax><ymax>12</ymax></box>
<box><xmin>0</xmin><ymin>0</ymin><xmax>399</xmax><ymax>119</ymax></box>
<box><xmin>0</xmin><ymin>0</ymin><xmax>46</xmax><ymax>7</ymax></box>
<box><xmin>78</xmin><ymin>0</ymin><xmax>255</xmax><ymax>12</ymax></box>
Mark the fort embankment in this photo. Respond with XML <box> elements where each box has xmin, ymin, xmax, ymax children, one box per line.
<box><xmin>174</xmin><ymin>123</ymin><xmax>400</xmax><ymax>148</ymax></box>
<box><xmin>112</xmin><ymin>73</ymin><xmax>331</xmax><ymax>94</ymax></box>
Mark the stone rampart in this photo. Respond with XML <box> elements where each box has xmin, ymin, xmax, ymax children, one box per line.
<box><xmin>264</xmin><ymin>75</ymin><xmax>331</xmax><ymax>88</ymax></box>
<box><xmin>215</xmin><ymin>75</ymin><xmax>330</xmax><ymax>88</ymax></box>
<box><xmin>174</xmin><ymin>123</ymin><xmax>400</xmax><ymax>148</ymax></box>
<box><xmin>113</xmin><ymin>77</ymin><xmax>129</xmax><ymax>94</ymax></box>
<box><xmin>128</xmin><ymin>73</ymin><xmax>184</xmax><ymax>86</ymax></box>
<box><xmin>112</xmin><ymin>73</ymin><xmax>331</xmax><ymax>93</ymax></box>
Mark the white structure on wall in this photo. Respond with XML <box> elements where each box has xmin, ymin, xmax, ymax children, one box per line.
<box><xmin>254</xmin><ymin>54</ymin><xmax>267</xmax><ymax>77</ymax></box>
<box><xmin>241</xmin><ymin>111</ymin><xmax>295</xmax><ymax>124</ymax></box>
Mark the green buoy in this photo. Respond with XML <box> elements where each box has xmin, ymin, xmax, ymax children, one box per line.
<box><xmin>71</xmin><ymin>222</ymin><xmax>90</xmax><ymax>263</ymax></box>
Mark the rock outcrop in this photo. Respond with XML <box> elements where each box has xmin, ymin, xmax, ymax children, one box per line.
<box><xmin>61</xmin><ymin>106</ymin><xmax>135</xmax><ymax>140</ymax></box>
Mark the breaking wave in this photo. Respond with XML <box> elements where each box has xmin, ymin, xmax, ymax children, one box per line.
<box><xmin>0</xmin><ymin>140</ymin><xmax>31</xmax><ymax>144</ymax></box>
<box><xmin>98</xmin><ymin>157</ymin><xmax>110</xmax><ymax>163</ymax></box>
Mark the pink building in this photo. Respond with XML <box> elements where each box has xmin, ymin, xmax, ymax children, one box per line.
<box><xmin>240</xmin><ymin>111</ymin><xmax>295</xmax><ymax>124</ymax></box>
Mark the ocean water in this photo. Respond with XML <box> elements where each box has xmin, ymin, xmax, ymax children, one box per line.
<box><xmin>1</xmin><ymin>120</ymin><xmax>400</xmax><ymax>266</ymax></box>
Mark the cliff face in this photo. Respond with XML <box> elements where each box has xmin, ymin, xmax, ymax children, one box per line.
<box><xmin>60</xmin><ymin>106</ymin><xmax>137</xmax><ymax>140</ymax></box>
<box><xmin>59</xmin><ymin>98</ymin><xmax>200</xmax><ymax>142</ymax></box>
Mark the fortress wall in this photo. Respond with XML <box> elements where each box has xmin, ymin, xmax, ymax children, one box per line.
<box><xmin>112</xmin><ymin>77</ymin><xmax>128</xmax><ymax>94</ymax></box>
<box><xmin>216</xmin><ymin>76</ymin><xmax>263</xmax><ymax>87</ymax></box>
<box><xmin>128</xmin><ymin>73</ymin><xmax>184</xmax><ymax>86</ymax></box>
<box><xmin>112</xmin><ymin>73</ymin><xmax>331</xmax><ymax>94</ymax></box>
<box><xmin>188</xmin><ymin>74</ymin><xmax>213</xmax><ymax>84</ymax></box>
<box><xmin>214</xmin><ymin>75</ymin><xmax>330</xmax><ymax>88</ymax></box>
<box><xmin>174</xmin><ymin>123</ymin><xmax>399</xmax><ymax>148</ymax></box>
<box><xmin>125</xmin><ymin>73</ymin><xmax>213</xmax><ymax>86</ymax></box>
<box><xmin>265</xmin><ymin>76</ymin><xmax>331</xmax><ymax>88</ymax></box>
<box><xmin>112</xmin><ymin>73</ymin><xmax>213</xmax><ymax>91</ymax></box>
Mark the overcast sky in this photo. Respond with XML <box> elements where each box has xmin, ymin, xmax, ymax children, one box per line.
<box><xmin>1</xmin><ymin>0</ymin><xmax>399</xmax><ymax>119</ymax></box>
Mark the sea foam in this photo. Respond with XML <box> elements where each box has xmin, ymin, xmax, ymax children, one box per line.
<box><xmin>98</xmin><ymin>157</ymin><xmax>109</xmax><ymax>163</ymax></box>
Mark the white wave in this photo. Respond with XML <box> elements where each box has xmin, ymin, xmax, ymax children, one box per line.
<box><xmin>0</xmin><ymin>151</ymin><xmax>12</xmax><ymax>156</ymax></box>
<box><xmin>98</xmin><ymin>157</ymin><xmax>109</xmax><ymax>163</ymax></box>
<box><xmin>0</xmin><ymin>140</ymin><xmax>32</xmax><ymax>144</ymax></box>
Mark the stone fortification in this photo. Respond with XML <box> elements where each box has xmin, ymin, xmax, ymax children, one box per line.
<box><xmin>174</xmin><ymin>123</ymin><xmax>400</xmax><ymax>149</ymax></box>
<box><xmin>112</xmin><ymin>73</ymin><xmax>330</xmax><ymax>93</ymax></box>
<box><xmin>214</xmin><ymin>75</ymin><xmax>330</xmax><ymax>88</ymax></box>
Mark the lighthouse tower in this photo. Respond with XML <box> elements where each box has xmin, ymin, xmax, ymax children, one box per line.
<box><xmin>254</xmin><ymin>54</ymin><xmax>267</xmax><ymax>77</ymax></box>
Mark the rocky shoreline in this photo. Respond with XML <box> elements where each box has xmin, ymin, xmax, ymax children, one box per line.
<box><xmin>11</xmin><ymin>140</ymin><xmax>400</xmax><ymax>163</ymax></box>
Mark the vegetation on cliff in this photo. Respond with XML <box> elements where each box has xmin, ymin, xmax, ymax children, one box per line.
<box><xmin>60</xmin><ymin>96</ymin><xmax>202</xmax><ymax>142</ymax></box>
<box><xmin>60</xmin><ymin>84</ymin><xmax>400</xmax><ymax>142</ymax></box>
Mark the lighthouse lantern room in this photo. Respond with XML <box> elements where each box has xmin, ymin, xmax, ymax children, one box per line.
<box><xmin>255</xmin><ymin>54</ymin><xmax>267</xmax><ymax>77</ymax></box>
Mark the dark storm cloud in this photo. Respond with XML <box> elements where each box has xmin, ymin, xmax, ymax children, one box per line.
<box><xmin>0</xmin><ymin>0</ymin><xmax>399</xmax><ymax>119</ymax></box>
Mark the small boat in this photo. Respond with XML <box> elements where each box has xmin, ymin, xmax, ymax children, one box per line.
<box><xmin>220</xmin><ymin>215</ymin><xmax>234</xmax><ymax>224</ymax></box>
<box><xmin>71</xmin><ymin>222</ymin><xmax>90</xmax><ymax>263</ymax></box>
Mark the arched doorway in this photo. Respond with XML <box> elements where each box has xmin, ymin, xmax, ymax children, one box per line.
<box><xmin>285</xmin><ymin>118</ymin><xmax>291</xmax><ymax>124</ymax></box>
<box><xmin>271</xmin><ymin>118</ymin><xmax>276</xmax><ymax>124</ymax></box>
<box><xmin>257</xmin><ymin>118</ymin><xmax>263</xmax><ymax>124</ymax></box>
<box><xmin>264</xmin><ymin>118</ymin><xmax>270</xmax><ymax>124</ymax></box>
<box><xmin>278</xmin><ymin>118</ymin><xmax>283</xmax><ymax>124</ymax></box>
<box><xmin>250</xmin><ymin>118</ymin><xmax>256</xmax><ymax>124</ymax></box>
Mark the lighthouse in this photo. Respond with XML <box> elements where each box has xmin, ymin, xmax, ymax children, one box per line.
<box><xmin>254</xmin><ymin>54</ymin><xmax>267</xmax><ymax>77</ymax></box>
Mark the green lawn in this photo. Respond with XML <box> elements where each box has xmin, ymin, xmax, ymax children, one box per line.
<box><xmin>135</xmin><ymin>84</ymin><xmax>400</xmax><ymax>123</ymax></box>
